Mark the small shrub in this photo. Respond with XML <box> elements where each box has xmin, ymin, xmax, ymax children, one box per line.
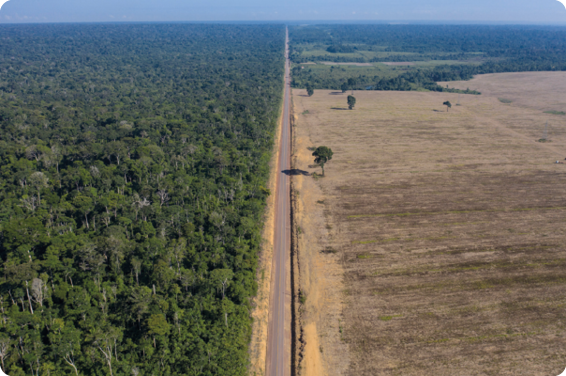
<box><xmin>322</xmin><ymin>247</ymin><xmax>337</xmax><ymax>254</ymax></box>
<box><xmin>498</xmin><ymin>98</ymin><xmax>513</xmax><ymax>104</ymax></box>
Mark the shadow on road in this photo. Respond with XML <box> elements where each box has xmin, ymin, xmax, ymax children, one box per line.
<box><xmin>282</xmin><ymin>169</ymin><xmax>311</xmax><ymax>176</ymax></box>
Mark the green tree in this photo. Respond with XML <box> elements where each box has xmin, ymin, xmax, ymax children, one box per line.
<box><xmin>50</xmin><ymin>325</ymin><xmax>81</xmax><ymax>376</ymax></box>
<box><xmin>347</xmin><ymin>78</ymin><xmax>356</xmax><ymax>94</ymax></box>
<box><xmin>147</xmin><ymin>314</ymin><xmax>171</xmax><ymax>347</ymax></box>
<box><xmin>306</xmin><ymin>85</ymin><xmax>314</xmax><ymax>97</ymax></box>
<box><xmin>73</xmin><ymin>195</ymin><xmax>94</xmax><ymax>229</ymax></box>
<box><xmin>210</xmin><ymin>269</ymin><xmax>234</xmax><ymax>300</ymax></box>
<box><xmin>312</xmin><ymin>146</ymin><xmax>334</xmax><ymax>176</ymax></box>
<box><xmin>28</xmin><ymin>172</ymin><xmax>49</xmax><ymax>205</ymax></box>
<box><xmin>347</xmin><ymin>95</ymin><xmax>356</xmax><ymax>110</ymax></box>
<box><xmin>443</xmin><ymin>101</ymin><xmax>452</xmax><ymax>112</ymax></box>
<box><xmin>341</xmin><ymin>82</ymin><xmax>348</xmax><ymax>93</ymax></box>
<box><xmin>0</xmin><ymin>336</ymin><xmax>10</xmax><ymax>371</ymax></box>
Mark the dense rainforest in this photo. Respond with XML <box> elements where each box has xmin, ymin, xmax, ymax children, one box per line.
<box><xmin>0</xmin><ymin>23</ymin><xmax>285</xmax><ymax>375</ymax></box>
<box><xmin>289</xmin><ymin>25</ymin><xmax>566</xmax><ymax>92</ymax></box>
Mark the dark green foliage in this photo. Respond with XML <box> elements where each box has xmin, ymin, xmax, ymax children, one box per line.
<box><xmin>326</xmin><ymin>45</ymin><xmax>356</xmax><ymax>53</ymax></box>
<box><xmin>0</xmin><ymin>23</ymin><xmax>285</xmax><ymax>375</ymax></box>
<box><xmin>306</xmin><ymin>85</ymin><xmax>314</xmax><ymax>97</ymax></box>
<box><xmin>290</xmin><ymin>25</ymin><xmax>566</xmax><ymax>93</ymax></box>
<box><xmin>443</xmin><ymin>101</ymin><xmax>452</xmax><ymax>112</ymax></box>
<box><xmin>312</xmin><ymin>146</ymin><xmax>334</xmax><ymax>176</ymax></box>
<box><xmin>348</xmin><ymin>96</ymin><xmax>356</xmax><ymax>110</ymax></box>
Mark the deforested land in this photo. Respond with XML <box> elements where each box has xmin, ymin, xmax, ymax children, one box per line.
<box><xmin>292</xmin><ymin>72</ymin><xmax>566</xmax><ymax>376</ymax></box>
<box><xmin>0</xmin><ymin>24</ymin><xmax>285</xmax><ymax>375</ymax></box>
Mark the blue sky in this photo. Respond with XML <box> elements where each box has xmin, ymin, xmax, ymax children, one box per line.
<box><xmin>0</xmin><ymin>0</ymin><xmax>565</xmax><ymax>24</ymax></box>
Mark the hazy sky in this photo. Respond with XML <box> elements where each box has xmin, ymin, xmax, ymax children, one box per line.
<box><xmin>0</xmin><ymin>0</ymin><xmax>565</xmax><ymax>24</ymax></box>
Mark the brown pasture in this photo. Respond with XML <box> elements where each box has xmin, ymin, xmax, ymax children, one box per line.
<box><xmin>292</xmin><ymin>75</ymin><xmax>566</xmax><ymax>376</ymax></box>
<box><xmin>439</xmin><ymin>72</ymin><xmax>566</xmax><ymax>113</ymax></box>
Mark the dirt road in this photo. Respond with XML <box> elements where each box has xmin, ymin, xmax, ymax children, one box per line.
<box><xmin>265</xmin><ymin>28</ymin><xmax>291</xmax><ymax>376</ymax></box>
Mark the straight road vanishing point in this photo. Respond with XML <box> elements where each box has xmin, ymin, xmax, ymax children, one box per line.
<box><xmin>265</xmin><ymin>28</ymin><xmax>292</xmax><ymax>376</ymax></box>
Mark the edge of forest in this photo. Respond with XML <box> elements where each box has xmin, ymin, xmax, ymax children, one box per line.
<box><xmin>248</xmin><ymin>56</ymin><xmax>287</xmax><ymax>376</ymax></box>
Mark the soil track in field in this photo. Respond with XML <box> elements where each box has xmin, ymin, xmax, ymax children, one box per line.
<box><xmin>292</xmin><ymin>74</ymin><xmax>566</xmax><ymax>376</ymax></box>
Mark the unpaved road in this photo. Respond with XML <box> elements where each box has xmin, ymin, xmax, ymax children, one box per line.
<box><xmin>265</xmin><ymin>28</ymin><xmax>291</xmax><ymax>376</ymax></box>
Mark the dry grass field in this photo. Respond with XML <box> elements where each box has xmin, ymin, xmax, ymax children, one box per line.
<box><xmin>439</xmin><ymin>72</ymin><xmax>566</xmax><ymax>113</ymax></box>
<box><xmin>292</xmin><ymin>73</ymin><xmax>566</xmax><ymax>376</ymax></box>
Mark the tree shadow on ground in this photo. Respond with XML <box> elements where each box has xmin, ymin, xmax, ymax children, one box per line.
<box><xmin>282</xmin><ymin>169</ymin><xmax>311</xmax><ymax>176</ymax></box>
<box><xmin>329</xmin><ymin>92</ymin><xmax>345</xmax><ymax>95</ymax></box>
<box><xmin>331</xmin><ymin>107</ymin><xmax>350</xmax><ymax>110</ymax></box>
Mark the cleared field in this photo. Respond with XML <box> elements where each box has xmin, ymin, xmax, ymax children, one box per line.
<box><xmin>292</xmin><ymin>75</ymin><xmax>566</xmax><ymax>376</ymax></box>
<box><xmin>440</xmin><ymin>72</ymin><xmax>566</xmax><ymax>113</ymax></box>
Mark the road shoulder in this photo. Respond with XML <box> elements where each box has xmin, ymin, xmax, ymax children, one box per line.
<box><xmin>292</xmin><ymin>89</ymin><xmax>350</xmax><ymax>376</ymax></box>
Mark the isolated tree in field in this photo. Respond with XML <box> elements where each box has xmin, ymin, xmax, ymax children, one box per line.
<box><xmin>347</xmin><ymin>95</ymin><xmax>357</xmax><ymax>110</ymax></box>
<box><xmin>306</xmin><ymin>85</ymin><xmax>314</xmax><ymax>97</ymax></box>
<box><xmin>443</xmin><ymin>101</ymin><xmax>452</xmax><ymax>112</ymax></box>
<box><xmin>312</xmin><ymin>146</ymin><xmax>334</xmax><ymax>176</ymax></box>
<box><xmin>341</xmin><ymin>82</ymin><xmax>348</xmax><ymax>93</ymax></box>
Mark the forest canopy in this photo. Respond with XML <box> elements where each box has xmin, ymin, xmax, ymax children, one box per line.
<box><xmin>0</xmin><ymin>23</ymin><xmax>285</xmax><ymax>376</ymax></box>
<box><xmin>289</xmin><ymin>25</ymin><xmax>566</xmax><ymax>92</ymax></box>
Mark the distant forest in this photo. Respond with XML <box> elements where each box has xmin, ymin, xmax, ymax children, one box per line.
<box><xmin>289</xmin><ymin>25</ymin><xmax>566</xmax><ymax>92</ymax></box>
<box><xmin>0</xmin><ymin>24</ymin><xmax>285</xmax><ymax>375</ymax></box>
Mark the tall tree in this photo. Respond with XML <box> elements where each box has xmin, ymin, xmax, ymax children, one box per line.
<box><xmin>312</xmin><ymin>146</ymin><xmax>334</xmax><ymax>176</ymax></box>
<box><xmin>306</xmin><ymin>84</ymin><xmax>314</xmax><ymax>97</ymax></box>
<box><xmin>347</xmin><ymin>95</ymin><xmax>357</xmax><ymax>110</ymax></box>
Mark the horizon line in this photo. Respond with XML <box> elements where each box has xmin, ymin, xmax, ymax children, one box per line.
<box><xmin>1</xmin><ymin>19</ymin><xmax>566</xmax><ymax>26</ymax></box>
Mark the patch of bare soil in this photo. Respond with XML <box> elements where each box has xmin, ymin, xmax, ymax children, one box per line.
<box><xmin>292</xmin><ymin>84</ymin><xmax>566</xmax><ymax>376</ymax></box>
<box><xmin>292</xmin><ymin>98</ymin><xmax>350</xmax><ymax>376</ymax></box>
